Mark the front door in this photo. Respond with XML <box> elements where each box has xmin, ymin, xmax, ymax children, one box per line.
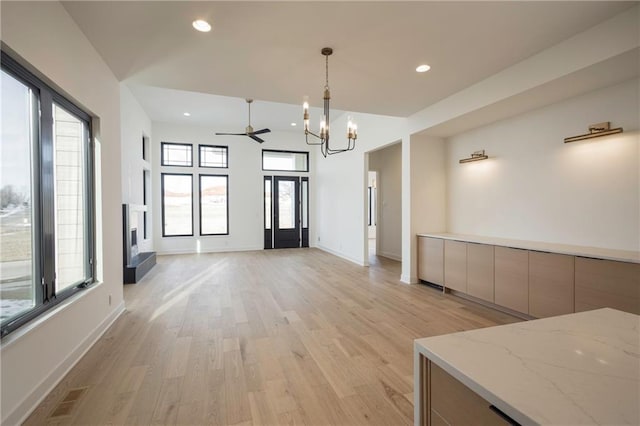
<box><xmin>273</xmin><ymin>176</ymin><xmax>300</xmax><ymax>248</ymax></box>
<box><xmin>264</xmin><ymin>176</ymin><xmax>309</xmax><ymax>249</ymax></box>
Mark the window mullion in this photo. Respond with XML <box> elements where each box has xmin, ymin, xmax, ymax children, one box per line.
<box><xmin>40</xmin><ymin>89</ymin><xmax>56</xmax><ymax>301</ymax></box>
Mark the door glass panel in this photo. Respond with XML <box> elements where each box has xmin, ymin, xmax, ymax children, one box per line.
<box><xmin>302</xmin><ymin>180</ymin><xmax>308</xmax><ymax>229</ymax></box>
<box><xmin>1</xmin><ymin>70</ymin><xmax>36</xmax><ymax>323</ymax></box>
<box><xmin>264</xmin><ymin>179</ymin><xmax>271</xmax><ymax>230</ymax></box>
<box><xmin>278</xmin><ymin>180</ymin><xmax>295</xmax><ymax>229</ymax></box>
<box><xmin>53</xmin><ymin>103</ymin><xmax>88</xmax><ymax>292</ymax></box>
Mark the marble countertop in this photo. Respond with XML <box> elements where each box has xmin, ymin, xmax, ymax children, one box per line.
<box><xmin>414</xmin><ymin>308</ymin><xmax>640</xmax><ymax>425</ymax></box>
<box><xmin>416</xmin><ymin>232</ymin><xmax>640</xmax><ymax>263</ymax></box>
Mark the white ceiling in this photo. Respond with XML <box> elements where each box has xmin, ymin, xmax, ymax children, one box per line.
<box><xmin>62</xmin><ymin>1</ymin><xmax>635</xmax><ymax>125</ymax></box>
<box><xmin>128</xmin><ymin>85</ymin><xmax>344</xmax><ymax>132</ymax></box>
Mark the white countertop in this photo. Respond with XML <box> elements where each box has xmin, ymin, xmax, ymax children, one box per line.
<box><xmin>414</xmin><ymin>308</ymin><xmax>640</xmax><ymax>425</ymax></box>
<box><xmin>417</xmin><ymin>232</ymin><xmax>640</xmax><ymax>263</ymax></box>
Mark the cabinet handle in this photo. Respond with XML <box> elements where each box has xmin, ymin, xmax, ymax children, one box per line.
<box><xmin>489</xmin><ymin>405</ymin><xmax>521</xmax><ymax>426</ymax></box>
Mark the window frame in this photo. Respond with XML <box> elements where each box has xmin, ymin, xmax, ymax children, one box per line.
<box><xmin>1</xmin><ymin>50</ymin><xmax>95</xmax><ymax>338</ymax></box>
<box><xmin>161</xmin><ymin>172</ymin><xmax>194</xmax><ymax>237</ymax></box>
<box><xmin>198</xmin><ymin>144</ymin><xmax>228</xmax><ymax>169</ymax></box>
<box><xmin>161</xmin><ymin>142</ymin><xmax>193</xmax><ymax>167</ymax></box>
<box><xmin>261</xmin><ymin>149</ymin><xmax>309</xmax><ymax>172</ymax></box>
<box><xmin>199</xmin><ymin>174</ymin><xmax>229</xmax><ymax>236</ymax></box>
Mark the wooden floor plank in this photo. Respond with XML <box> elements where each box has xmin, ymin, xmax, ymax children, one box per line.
<box><xmin>24</xmin><ymin>248</ymin><xmax>519</xmax><ymax>425</ymax></box>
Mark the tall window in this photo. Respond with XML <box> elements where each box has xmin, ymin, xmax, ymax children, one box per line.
<box><xmin>199</xmin><ymin>175</ymin><xmax>228</xmax><ymax>235</ymax></box>
<box><xmin>1</xmin><ymin>52</ymin><xmax>94</xmax><ymax>337</ymax></box>
<box><xmin>161</xmin><ymin>173</ymin><xmax>193</xmax><ymax>236</ymax></box>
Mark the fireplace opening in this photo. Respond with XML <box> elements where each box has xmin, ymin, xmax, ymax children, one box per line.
<box><xmin>131</xmin><ymin>228</ymin><xmax>138</xmax><ymax>257</ymax></box>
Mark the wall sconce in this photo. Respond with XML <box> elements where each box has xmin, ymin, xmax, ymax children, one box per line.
<box><xmin>459</xmin><ymin>150</ymin><xmax>488</xmax><ymax>164</ymax></box>
<box><xmin>564</xmin><ymin>122</ymin><xmax>623</xmax><ymax>143</ymax></box>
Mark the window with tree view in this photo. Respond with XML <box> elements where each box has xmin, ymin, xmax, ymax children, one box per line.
<box><xmin>1</xmin><ymin>69</ymin><xmax>36</xmax><ymax>325</ymax></box>
<box><xmin>1</xmin><ymin>52</ymin><xmax>94</xmax><ymax>337</ymax></box>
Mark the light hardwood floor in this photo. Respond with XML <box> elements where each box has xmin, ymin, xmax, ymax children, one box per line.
<box><xmin>25</xmin><ymin>248</ymin><xmax>519</xmax><ymax>425</ymax></box>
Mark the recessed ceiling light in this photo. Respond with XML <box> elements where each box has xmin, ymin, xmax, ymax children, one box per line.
<box><xmin>192</xmin><ymin>20</ymin><xmax>211</xmax><ymax>32</ymax></box>
<box><xmin>291</xmin><ymin>122</ymin><xmax>297</xmax><ymax>127</ymax></box>
<box><xmin>416</xmin><ymin>64</ymin><xmax>431</xmax><ymax>73</ymax></box>
<box><xmin>183</xmin><ymin>112</ymin><xmax>191</xmax><ymax>117</ymax></box>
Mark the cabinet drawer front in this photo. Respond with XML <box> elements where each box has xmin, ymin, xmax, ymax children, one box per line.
<box><xmin>494</xmin><ymin>247</ymin><xmax>529</xmax><ymax>314</ymax></box>
<box><xmin>430</xmin><ymin>362</ymin><xmax>509</xmax><ymax>425</ymax></box>
<box><xmin>529</xmin><ymin>251</ymin><xmax>575</xmax><ymax>318</ymax></box>
<box><xmin>575</xmin><ymin>257</ymin><xmax>640</xmax><ymax>314</ymax></box>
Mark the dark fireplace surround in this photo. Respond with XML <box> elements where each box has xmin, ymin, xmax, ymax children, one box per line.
<box><xmin>122</xmin><ymin>204</ymin><xmax>156</xmax><ymax>284</ymax></box>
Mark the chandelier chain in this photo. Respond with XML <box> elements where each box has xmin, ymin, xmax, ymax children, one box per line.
<box><xmin>325</xmin><ymin>54</ymin><xmax>330</xmax><ymax>90</ymax></box>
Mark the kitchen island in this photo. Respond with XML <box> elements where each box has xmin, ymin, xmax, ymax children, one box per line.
<box><xmin>414</xmin><ymin>308</ymin><xmax>640</xmax><ymax>425</ymax></box>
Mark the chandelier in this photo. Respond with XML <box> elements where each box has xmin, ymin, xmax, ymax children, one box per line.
<box><xmin>303</xmin><ymin>47</ymin><xmax>357</xmax><ymax>157</ymax></box>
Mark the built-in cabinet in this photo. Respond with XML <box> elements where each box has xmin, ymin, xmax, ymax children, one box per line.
<box><xmin>418</xmin><ymin>237</ymin><xmax>444</xmax><ymax>286</ymax></box>
<box><xmin>466</xmin><ymin>243</ymin><xmax>494</xmax><ymax>303</ymax></box>
<box><xmin>575</xmin><ymin>257</ymin><xmax>640</xmax><ymax>314</ymax></box>
<box><xmin>417</xmin><ymin>234</ymin><xmax>640</xmax><ymax>317</ymax></box>
<box><xmin>494</xmin><ymin>247</ymin><xmax>529</xmax><ymax>314</ymax></box>
<box><xmin>444</xmin><ymin>240</ymin><xmax>467</xmax><ymax>292</ymax></box>
<box><xmin>529</xmin><ymin>252</ymin><xmax>574</xmax><ymax>317</ymax></box>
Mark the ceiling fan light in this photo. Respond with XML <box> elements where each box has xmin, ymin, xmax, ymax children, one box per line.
<box><xmin>192</xmin><ymin>20</ymin><xmax>212</xmax><ymax>32</ymax></box>
<box><xmin>416</xmin><ymin>64</ymin><xmax>431</xmax><ymax>73</ymax></box>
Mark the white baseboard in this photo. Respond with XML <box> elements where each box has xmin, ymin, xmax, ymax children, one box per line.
<box><xmin>4</xmin><ymin>302</ymin><xmax>125</xmax><ymax>426</ymax></box>
<box><xmin>316</xmin><ymin>244</ymin><xmax>365</xmax><ymax>266</ymax></box>
<box><xmin>401</xmin><ymin>274</ymin><xmax>418</xmax><ymax>284</ymax></box>
<box><xmin>157</xmin><ymin>246</ymin><xmax>263</xmax><ymax>256</ymax></box>
<box><xmin>378</xmin><ymin>251</ymin><xmax>402</xmax><ymax>262</ymax></box>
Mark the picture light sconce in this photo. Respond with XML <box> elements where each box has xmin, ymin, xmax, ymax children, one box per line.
<box><xmin>459</xmin><ymin>150</ymin><xmax>488</xmax><ymax>164</ymax></box>
<box><xmin>564</xmin><ymin>122</ymin><xmax>623</xmax><ymax>143</ymax></box>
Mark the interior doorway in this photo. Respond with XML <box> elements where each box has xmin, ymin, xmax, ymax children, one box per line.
<box><xmin>264</xmin><ymin>176</ymin><xmax>309</xmax><ymax>249</ymax></box>
<box><xmin>367</xmin><ymin>142</ymin><xmax>402</xmax><ymax>263</ymax></box>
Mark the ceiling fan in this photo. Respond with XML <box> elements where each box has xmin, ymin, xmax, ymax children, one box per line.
<box><xmin>215</xmin><ymin>98</ymin><xmax>271</xmax><ymax>143</ymax></box>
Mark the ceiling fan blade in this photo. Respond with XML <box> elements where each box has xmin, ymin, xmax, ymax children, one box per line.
<box><xmin>251</xmin><ymin>128</ymin><xmax>271</xmax><ymax>135</ymax></box>
<box><xmin>248</xmin><ymin>134</ymin><xmax>265</xmax><ymax>143</ymax></box>
<box><xmin>215</xmin><ymin>132</ymin><xmax>247</xmax><ymax>136</ymax></box>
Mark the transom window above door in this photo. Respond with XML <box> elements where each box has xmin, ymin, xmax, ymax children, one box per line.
<box><xmin>262</xmin><ymin>150</ymin><xmax>309</xmax><ymax>172</ymax></box>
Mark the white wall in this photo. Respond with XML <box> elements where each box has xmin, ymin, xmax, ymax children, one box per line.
<box><xmin>446</xmin><ymin>78</ymin><xmax>640</xmax><ymax>250</ymax></box>
<box><xmin>368</xmin><ymin>143</ymin><xmax>402</xmax><ymax>261</ymax></box>
<box><xmin>314</xmin><ymin>112</ymin><xmax>406</xmax><ymax>266</ymax></box>
<box><xmin>0</xmin><ymin>2</ymin><xmax>124</xmax><ymax>424</ymax></box>
<box><xmin>152</xmin><ymin>123</ymin><xmax>314</xmax><ymax>254</ymax></box>
<box><xmin>407</xmin><ymin>134</ymin><xmax>447</xmax><ymax>282</ymax></box>
<box><xmin>120</xmin><ymin>85</ymin><xmax>153</xmax><ymax>252</ymax></box>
